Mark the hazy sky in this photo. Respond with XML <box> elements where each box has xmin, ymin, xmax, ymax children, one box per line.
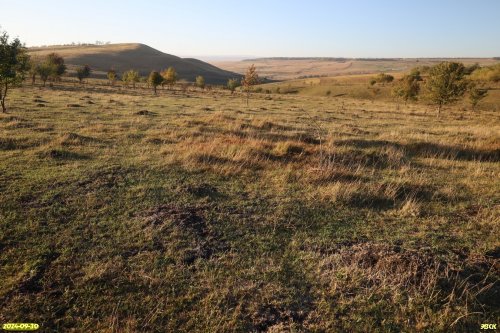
<box><xmin>1</xmin><ymin>0</ymin><xmax>499</xmax><ymax>58</ymax></box>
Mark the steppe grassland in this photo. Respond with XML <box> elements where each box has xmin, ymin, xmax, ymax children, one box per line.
<box><xmin>0</xmin><ymin>82</ymin><xmax>498</xmax><ymax>332</ymax></box>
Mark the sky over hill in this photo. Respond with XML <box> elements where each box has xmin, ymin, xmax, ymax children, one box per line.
<box><xmin>2</xmin><ymin>0</ymin><xmax>500</xmax><ymax>58</ymax></box>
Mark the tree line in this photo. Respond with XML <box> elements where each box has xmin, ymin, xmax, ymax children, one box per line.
<box><xmin>1</xmin><ymin>30</ymin><xmax>260</xmax><ymax>112</ymax></box>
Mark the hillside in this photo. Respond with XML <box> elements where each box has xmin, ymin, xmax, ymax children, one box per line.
<box><xmin>28</xmin><ymin>43</ymin><xmax>241</xmax><ymax>84</ymax></box>
<box><xmin>212</xmin><ymin>57</ymin><xmax>500</xmax><ymax>80</ymax></box>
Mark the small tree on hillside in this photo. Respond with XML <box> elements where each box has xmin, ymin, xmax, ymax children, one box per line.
<box><xmin>227</xmin><ymin>78</ymin><xmax>240</xmax><ymax>94</ymax></box>
<box><xmin>468</xmin><ymin>82</ymin><xmax>488</xmax><ymax>111</ymax></box>
<box><xmin>161</xmin><ymin>67</ymin><xmax>177</xmax><ymax>90</ymax></box>
<box><xmin>46</xmin><ymin>53</ymin><xmax>66</xmax><ymax>81</ymax></box>
<box><xmin>425</xmin><ymin>62</ymin><xmax>467</xmax><ymax>115</ymax></box>
<box><xmin>242</xmin><ymin>64</ymin><xmax>259</xmax><ymax>106</ymax></box>
<box><xmin>107</xmin><ymin>68</ymin><xmax>117</xmax><ymax>86</ymax></box>
<box><xmin>29</xmin><ymin>57</ymin><xmax>41</xmax><ymax>85</ymax></box>
<box><xmin>195</xmin><ymin>75</ymin><xmax>205</xmax><ymax>90</ymax></box>
<box><xmin>122</xmin><ymin>70</ymin><xmax>140</xmax><ymax>88</ymax></box>
<box><xmin>76</xmin><ymin>65</ymin><xmax>91</xmax><ymax>84</ymax></box>
<box><xmin>37</xmin><ymin>62</ymin><xmax>53</xmax><ymax>86</ymax></box>
<box><xmin>148</xmin><ymin>71</ymin><xmax>163</xmax><ymax>94</ymax></box>
<box><xmin>0</xmin><ymin>30</ymin><xmax>30</xmax><ymax>112</ymax></box>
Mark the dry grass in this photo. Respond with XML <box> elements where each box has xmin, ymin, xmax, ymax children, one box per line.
<box><xmin>213</xmin><ymin>58</ymin><xmax>500</xmax><ymax>80</ymax></box>
<box><xmin>0</xmin><ymin>80</ymin><xmax>498</xmax><ymax>332</ymax></box>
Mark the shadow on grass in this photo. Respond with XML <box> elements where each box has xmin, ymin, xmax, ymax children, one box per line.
<box><xmin>335</xmin><ymin>139</ymin><xmax>500</xmax><ymax>162</ymax></box>
<box><xmin>39</xmin><ymin>149</ymin><xmax>91</xmax><ymax>160</ymax></box>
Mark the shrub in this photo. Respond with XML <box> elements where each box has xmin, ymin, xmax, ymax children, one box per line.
<box><xmin>76</xmin><ymin>65</ymin><xmax>91</xmax><ymax>84</ymax></box>
<box><xmin>392</xmin><ymin>71</ymin><xmax>421</xmax><ymax>104</ymax></box>
<box><xmin>470</xmin><ymin>63</ymin><xmax>500</xmax><ymax>82</ymax></box>
<box><xmin>195</xmin><ymin>75</ymin><xmax>205</xmax><ymax>89</ymax></box>
<box><xmin>468</xmin><ymin>82</ymin><xmax>488</xmax><ymax>110</ymax></box>
<box><xmin>227</xmin><ymin>78</ymin><xmax>240</xmax><ymax>94</ymax></box>
<box><xmin>372</xmin><ymin>73</ymin><xmax>394</xmax><ymax>85</ymax></box>
<box><xmin>107</xmin><ymin>69</ymin><xmax>117</xmax><ymax>86</ymax></box>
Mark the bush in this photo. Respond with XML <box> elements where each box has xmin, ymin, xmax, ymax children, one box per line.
<box><xmin>227</xmin><ymin>79</ymin><xmax>240</xmax><ymax>94</ymax></box>
<box><xmin>372</xmin><ymin>73</ymin><xmax>394</xmax><ymax>85</ymax></box>
<box><xmin>470</xmin><ymin>64</ymin><xmax>500</xmax><ymax>82</ymax></box>
<box><xmin>76</xmin><ymin>65</ymin><xmax>91</xmax><ymax>84</ymax></box>
<box><xmin>195</xmin><ymin>76</ymin><xmax>205</xmax><ymax>89</ymax></box>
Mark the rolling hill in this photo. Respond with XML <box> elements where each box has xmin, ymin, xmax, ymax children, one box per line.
<box><xmin>28</xmin><ymin>43</ymin><xmax>242</xmax><ymax>84</ymax></box>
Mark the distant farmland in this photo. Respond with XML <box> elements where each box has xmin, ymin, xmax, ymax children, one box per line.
<box><xmin>212</xmin><ymin>57</ymin><xmax>500</xmax><ymax>80</ymax></box>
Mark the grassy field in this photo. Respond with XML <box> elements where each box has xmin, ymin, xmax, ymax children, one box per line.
<box><xmin>257</xmin><ymin>74</ymin><xmax>500</xmax><ymax>112</ymax></box>
<box><xmin>0</xmin><ymin>81</ymin><xmax>499</xmax><ymax>332</ymax></box>
<box><xmin>213</xmin><ymin>58</ymin><xmax>500</xmax><ymax>80</ymax></box>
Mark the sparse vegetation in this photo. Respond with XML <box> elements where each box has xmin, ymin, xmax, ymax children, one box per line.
<box><xmin>0</xmin><ymin>18</ymin><xmax>498</xmax><ymax>332</ymax></box>
<box><xmin>0</xmin><ymin>81</ymin><xmax>498</xmax><ymax>332</ymax></box>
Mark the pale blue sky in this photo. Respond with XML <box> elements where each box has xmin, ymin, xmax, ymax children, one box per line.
<box><xmin>1</xmin><ymin>0</ymin><xmax>499</xmax><ymax>58</ymax></box>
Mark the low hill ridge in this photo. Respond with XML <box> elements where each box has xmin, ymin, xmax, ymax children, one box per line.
<box><xmin>28</xmin><ymin>43</ymin><xmax>241</xmax><ymax>84</ymax></box>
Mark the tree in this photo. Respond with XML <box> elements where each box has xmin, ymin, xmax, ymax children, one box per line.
<box><xmin>29</xmin><ymin>57</ymin><xmax>42</xmax><ymax>85</ymax></box>
<box><xmin>76</xmin><ymin>65</ymin><xmax>91</xmax><ymax>84</ymax></box>
<box><xmin>392</xmin><ymin>72</ymin><xmax>421</xmax><ymax>106</ymax></box>
<box><xmin>227</xmin><ymin>78</ymin><xmax>240</xmax><ymax>94</ymax></box>
<box><xmin>161</xmin><ymin>67</ymin><xmax>177</xmax><ymax>89</ymax></box>
<box><xmin>195</xmin><ymin>75</ymin><xmax>205</xmax><ymax>90</ymax></box>
<box><xmin>122</xmin><ymin>70</ymin><xmax>140</xmax><ymax>88</ymax></box>
<box><xmin>468</xmin><ymin>82</ymin><xmax>488</xmax><ymax>111</ymax></box>
<box><xmin>107</xmin><ymin>68</ymin><xmax>117</xmax><ymax>86</ymax></box>
<box><xmin>148</xmin><ymin>71</ymin><xmax>163</xmax><ymax>94</ymax></box>
<box><xmin>242</xmin><ymin>64</ymin><xmax>259</xmax><ymax>106</ymax></box>
<box><xmin>0</xmin><ymin>30</ymin><xmax>30</xmax><ymax>112</ymax></box>
<box><xmin>425</xmin><ymin>62</ymin><xmax>468</xmax><ymax>115</ymax></box>
<box><xmin>37</xmin><ymin>62</ymin><xmax>53</xmax><ymax>86</ymax></box>
<box><xmin>46</xmin><ymin>53</ymin><xmax>66</xmax><ymax>81</ymax></box>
